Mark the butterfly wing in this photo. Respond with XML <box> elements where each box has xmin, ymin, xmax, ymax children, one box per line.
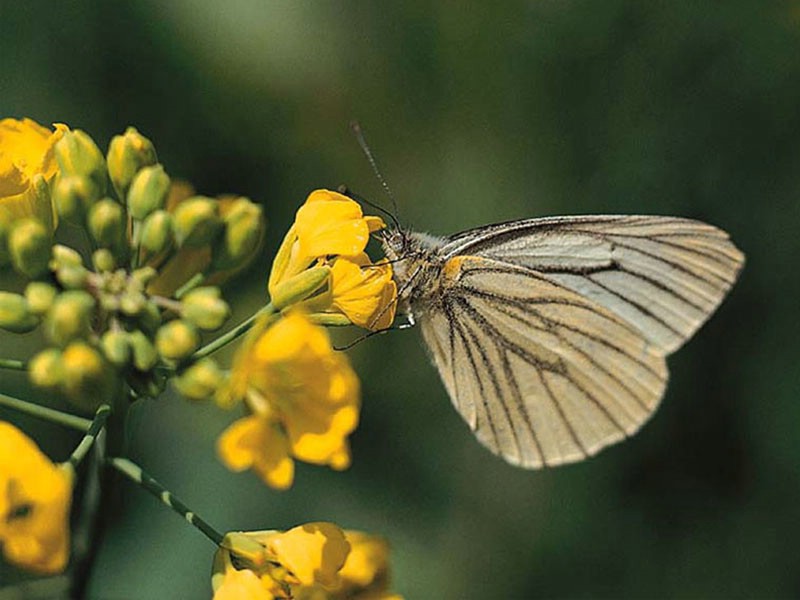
<box><xmin>418</xmin><ymin>216</ymin><xmax>743</xmax><ymax>467</ymax></box>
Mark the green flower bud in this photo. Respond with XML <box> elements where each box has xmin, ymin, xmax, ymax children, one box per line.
<box><xmin>54</xmin><ymin>130</ymin><xmax>107</xmax><ymax>191</ymax></box>
<box><xmin>92</xmin><ymin>248</ymin><xmax>116</xmax><ymax>272</ymax></box>
<box><xmin>0</xmin><ymin>291</ymin><xmax>39</xmax><ymax>332</ymax></box>
<box><xmin>271</xmin><ymin>265</ymin><xmax>331</xmax><ymax>310</ymax></box>
<box><xmin>56</xmin><ymin>265</ymin><xmax>89</xmax><ymax>290</ymax></box>
<box><xmin>127</xmin><ymin>164</ymin><xmax>170</xmax><ymax>220</ymax></box>
<box><xmin>28</xmin><ymin>349</ymin><xmax>65</xmax><ymax>389</ymax></box>
<box><xmin>88</xmin><ymin>198</ymin><xmax>125</xmax><ymax>249</ymax></box>
<box><xmin>131</xmin><ymin>266</ymin><xmax>157</xmax><ymax>287</ymax></box>
<box><xmin>119</xmin><ymin>291</ymin><xmax>146</xmax><ymax>316</ymax></box>
<box><xmin>181</xmin><ymin>287</ymin><xmax>230</xmax><ymax>331</ymax></box>
<box><xmin>212</xmin><ymin>198</ymin><xmax>264</xmax><ymax>271</ymax></box>
<box><xmin>139</xmin><ymin>210</ymin><xmax>174</xmax><ymax>255</ymax></box>
<box><xmin>107</xmin><ymin>127</ymin><xmax>158</xmax><ymax>198</ymax></box>
<box><xmin>51</xmin><ymin>244</ymin><xmax>84</xmax><ymax>268</ymax></box>
<box><xmin>53</xmin><ymin>175</ymin><xmax>101</xmax><ymax>223</ymax></box>
<box><xmin>45</xmin><ymin>290</ymin><xmax>95</xmax><ymax>346</ymax></box>
<box><xmin>137</xmin><ymin>301</ymin><xmax>162</xmax><ymax>334</ymax></box>
<box><xmin>155</xmin><ymin>320</ymin><xmax>200</xmax><ymax>361</ymax></box>
<box><xmin>61</xmin><ymin>341</ymin><xmax>113</xmax><ymax>410</ymax></box>
<box><xmin>25</xmin><ymin>282</ymin><xmax>58</xmax><ymax>315</ymax></box>
<box><xmin>128</xmin><ymin>330</ymin><xmax>158</xmax><ymax>371</ymax></box>
<box><xmin>101</xmin><ymin>330</ymin><xmax>131</xmax><ymax>368</ymax></box>
<box><xmin>9</xmin><ymin>218</ymin><xmax>51</xmax><ymax>278</ymax></box>
<box><xmin>172</xmin><ymin>196</ymin><xmax>222</xmax><ymax>247</ymax></box>
<box><xmin>50</xmin><ymin>244</ymin><xmax>89</xmax><ymax>289</ymax></box>
<box><xmin>173</xmin><ymin>358</ymin><xmax>223</xmax><ymax>401</ymax></box>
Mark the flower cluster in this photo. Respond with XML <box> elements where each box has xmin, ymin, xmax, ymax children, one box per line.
<box><xmin>0</xmin><ymin>117</ymin><xmax>402</xmax><ymax>596</ymax></box>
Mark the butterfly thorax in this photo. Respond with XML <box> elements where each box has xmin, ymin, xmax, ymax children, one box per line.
<box><xmin>380</xmin><ymin>228</ymin><xmax>449</xmax><ymax>315</ymax></box>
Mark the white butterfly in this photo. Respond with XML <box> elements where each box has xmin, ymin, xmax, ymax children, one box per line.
<box><xmin>379</xmin><ymin>215</ymin><xmax>744</xmax><ymax>468</ymax></box>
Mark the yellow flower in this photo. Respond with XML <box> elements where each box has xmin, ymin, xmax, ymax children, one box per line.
<box><xmin>212</xmin><ymin>523</ymin><xmax>351</xmax><ymax>599</ymax></box>
<box><xmin>268</xmin><ymin>189</ymin><xmax>385</xmax><ymax>298</ymax></box>
<box><xmin>303</xmin><ymin>253</ymin><xmax>397</xmax><ymax>331</ymax></box>
<box><xmin>0</xmin><ymin>422</ymin><xmax>73</xmax><ymax>574</ymax></box>
<box><xmin>0</xmin><ymin>118</ymin><xmax>68</xmax><ymax>231</ymax></box>
<box><xmin>218</xmin><ymin>312</ymin><xmax>359</xmax><ymax>489</ymax></box>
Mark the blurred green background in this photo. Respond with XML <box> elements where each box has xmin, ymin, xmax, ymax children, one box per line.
<box><xmin>1</xmin><ymin>1</ymin><xmax>799</xmax><ymax>598</ymax></box>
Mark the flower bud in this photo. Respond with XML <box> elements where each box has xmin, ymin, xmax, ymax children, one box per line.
<box><xmin>181</xmin><ymin>287</ymin><xmax>230</xmax><ymax>331</ymax></box>
<box><xmin>131</xmin><ymin>266</ymin><xmax>157</xmax><ymax>287</ymax></box>
<box><xmin>53</xmin><ymin>175</ymin><xmax>101</xmax><ymax>223</ymax></box>
<box><xmin>88</xmin><ymin>198</ymin><xmax>125</xmax><ymax>249</ymax></box>
<box><xmin>101</xmin><ymin>330</ymin><xmax>131</xmax><ymax>368</ymax></box>
<box><xmin>9</xmin><ymin>218</ymin><xmax>51</xmax><ymax>278</ymax></box>
<box><xmin>56</xmin><ymin>265</ymin><xmax>89</xmax><ymax>290</ymax></box>
<box><xmin>92</xmin><ymin>248</ymin><xmax>116</xmax><ymax>272</ymax></box>
<box><xmin>54</xmin><ymin>130</ymin><xmax>107</xmax><ymax>190</ymax></box>
<box><xmin>24</xmin><ymin>282</ymin><xmax>58</xmax><ymax>315</ymax></box>
<box><xmin>137</xmin><ymin>301</ymin><xmax>162</xmax><ymax>334</ymax></box>
<box><xmin>50</xmin><ymin>244</ymin><xmax>84</xmax><ymax>268</ymax></box>
<box><xmin>211</xmin><ymin>198</ymin><xmax>264</xmax><ymax>271</ymax></box>
<box><xmin>61</xmin><ymin>341</ymin><xmax>113</xmax><ymax>410</ymax></box>
<box><xmin>172</xmin><ymin>196</ymin><xmax>222</xmax><ymax>247</ymax></box>
<box><xmin>107</xmin><ymin>127</ymin><xmax>158</xmax><ymax>198</ymax></box>
<box><xmin>271</xmin><ymin>265</ymin><xmax>331</xmax><ymax>310</ymax></box>
<box><xmin>28</xmin><ymin>349</ymin><xmax>65</xmax><ymax>389</ymax></box>
<box><xmin>44</xmin><ymin>290</ymin><xmax>95</xmax><ymax>346</ymax></box>
<box><xmin>119</xmin><ymin>291</ymin><xmax>146</xmax><ymax>316</ymax></box>
<box><xmin>173</xmin><ymin>358</ymin><xmax>223</xmax><ymax>401</ymax></box>
<box><xmin>128</xmin><ymin>330</ymin><xmax>158</xmax><ymax>371</ymax></box>
<box><xmin>155</xmin><ymin>320</ymin><xmax>200</xmax><ymax>361</ymax></box>
<box><xmin>139</xmin><ymin>210</ymin><xmax>173</xmax><ymax>255</ymax></box>
<box><xmin>0</xmin><ymin>291</ymin><xmax>39</xmax><ymax>332</ymax></box>
<box><xmin>127</xmin><ymin>164</ymin><xmax>170</xmax><ymax>220</ymax></box>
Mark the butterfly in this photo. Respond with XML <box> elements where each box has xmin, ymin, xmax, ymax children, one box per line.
<box><xmin>378</xmin><ymin>215</ymin><xmax>744</xmax><ymax>468</ymax></box>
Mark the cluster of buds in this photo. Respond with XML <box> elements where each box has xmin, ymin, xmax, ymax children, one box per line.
<box><xmin>0</xmin><ymin>125</ymin><xmax>265</xmax><ymax>410</ymax></box>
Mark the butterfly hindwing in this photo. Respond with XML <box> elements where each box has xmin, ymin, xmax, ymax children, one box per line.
<box><xmin>421</xmin><ymin>255</ymin><xmax>668</xmax><ymax>468</ymax></box>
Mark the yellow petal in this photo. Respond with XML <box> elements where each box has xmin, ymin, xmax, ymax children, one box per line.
<box><xmin>217</xmin><ymin>416</ymin><xmax>295</xmax><ymax>491</ymax></box>
<box><xmin>267</xmin><ymin>522</ymin><xmax>350</xmax><ymax>587</ymax></box>
<box><xmin>295</xmin><ymin>190</ymin><xmax>370</xmax><ymax>260</ymax></box>
<box><xmin>213</xmin><ymin>567</ymin><xmax>275</xmax><ymax>600</ymax></box>
<box><xmin>0</xmin><ymin>118</ymin><xmax>68</xmax><ymax>230</ymax></box>
<box><xmin>0</xmin><ymin>422</ymin><xmax>73</xmax><ymax>574</ymax></box>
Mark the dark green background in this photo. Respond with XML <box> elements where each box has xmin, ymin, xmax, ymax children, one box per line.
<box><xmin>1</xmin><ymin>1</ymin><xmax>799</xmax><ymax>598</ymax></box>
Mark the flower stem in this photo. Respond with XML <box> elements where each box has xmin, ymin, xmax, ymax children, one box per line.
<box><xmin>68</xmin><ymin>405</ymin><xmax>111</xmax><ymax>469</ymax></box>
<box><xmin>192</xmin><ymin>303</ymin><xmax>276</xmax><ymax>360</ymax></box>
<box><xmin>0</xmin><ymin>392</ymin><xmax>91</xmax><ymax>431</ymax></box>
<box><xmin>107</xmin><ymin>457</ymin><xmax>224</xmax><ymax>546</ymax></box>
<box><xmin>174</xmin><ymin>272</ymin><xmax>206</xmax><ymax>299</ymax></box>
<box><xmin>0</xmin><ymin>358</ymin><xmax>26</xmax><ymax>370</ymax></box>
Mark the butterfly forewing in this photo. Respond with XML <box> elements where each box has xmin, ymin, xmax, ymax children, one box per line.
<box><xmin>441</xmin><ymin>216</ymin><xmax>744</xmax><ymax>354</ymax></box>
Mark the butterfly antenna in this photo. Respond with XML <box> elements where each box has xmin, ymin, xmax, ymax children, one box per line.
<box><xmin>338</xmin><ymin>185</ymin><xmax>401</xmax><ymax>231</ymax></box>
<box><xmin>350</xmin><ymin>120</ymin><xmax>402</xmax><ymax>227</ymax></box>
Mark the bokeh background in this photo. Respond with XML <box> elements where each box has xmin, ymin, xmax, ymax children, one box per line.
<box><xmin>1</xmin><ymin>1</ymin><xmax>799</xmax><ymax>598</ymax></box>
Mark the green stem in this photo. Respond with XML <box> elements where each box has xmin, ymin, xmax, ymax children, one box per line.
<box><xmin>107</xmin><ymin>457</ymin><xmax>224</xmax><ymax>546</ymax></box>
<box><xmin>68</xmin><ymin>405</ymin><xmax>111</xmax><ymax>468</ymax></box>
<box><xmin>192</xmin><ymin>303</ymin><xmax>275</xmax><ymax>360</ymax></box>
<box><xmin>0</xmin><ymin>393</ymin><xmax>91</xmax><ymax>431</ymax></box>
<box><xmin>174</xmin><ymin>272</ymin><xmax>206</xmax><ymax>299</ymax></box>
<box><xmin>0</xmin><ymin>358</ymin><xmax>26</xmax><ymax>371</ymax></box>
